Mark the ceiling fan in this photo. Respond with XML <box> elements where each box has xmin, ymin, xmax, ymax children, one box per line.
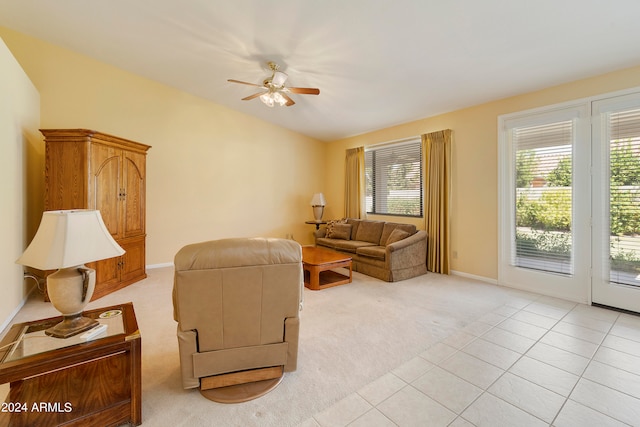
<box><xmin>228</xmin><ymin>61</ymin><xmax>320</xmax><ymax>107</ymax></box>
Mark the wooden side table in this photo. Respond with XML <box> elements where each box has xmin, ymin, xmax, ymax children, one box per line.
<box><xmin>0</xmin><ymin>303</ymin><xmax>141</xmax><ymax>426</ymax></box>
<box><xmin>305</xmin><ymin>220</ymin><xmax>327</xmax><ymax>230</ymax></box>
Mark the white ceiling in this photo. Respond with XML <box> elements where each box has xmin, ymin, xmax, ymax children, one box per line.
<box><xmin>2</xmin><ymin>1</ymin><xmax>640</xmax><ymax>141</ymax></box>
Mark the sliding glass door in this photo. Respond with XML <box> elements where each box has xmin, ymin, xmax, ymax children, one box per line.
<box><xmin>592</xmin><ymin>94</ymin><xmax>640</xmax><ymax>312</ymax></box>
<box><xmin>499</xmin><ymin>105</ymin><xmax>591</xmax><ymax>302</ymax></box>
<box><xmin>500</xmin><ymin>91</ymin><xmax>640</xmax><ymax>313</ymax></box>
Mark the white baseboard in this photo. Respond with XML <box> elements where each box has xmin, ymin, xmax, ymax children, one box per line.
<box><xmin>450</xmin><ymin>270</ymin><xmax>498</xmax><ymax>285</ymax></box>
<box><xmin>0</xmin><ymin>283</ymin><xmax>38</xmax><ymax>336</ymax></box>
<box><xmin>146</xmin><ymin>262</ymin><xmax>174</xmax><ymax>270</ymax></box>
<box><xmin>494</xmin><ymin>278</ymin><xmax>588</xmax><ymax>305</ymax></box>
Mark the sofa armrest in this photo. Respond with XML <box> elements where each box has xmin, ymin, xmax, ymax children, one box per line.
<box><xmin>386</xmin><ymin>230</ymin><xmax>428</xmax><ymax>252</ymax></box>
<box><xmin>313</xmin><ymin>226</ymin><xmax>327</xmax><ymax>239</ymax></box>
<box><xmin>385</xmin><ymin>230</ymin><xmax>428</xmax><ymax>271</ymax></box>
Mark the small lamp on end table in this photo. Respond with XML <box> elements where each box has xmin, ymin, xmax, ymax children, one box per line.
<box><xmin>310</xmin><ymin>193</ymin><xmax>326</xmax><ymax>221</ymax></box>
<box><xmin>16</xmin><ymin>210</ymin><xmax>125</xmax><ymax>338</ymax></box>
<box><xmin>308</xmin><ymin>193</ymin><xmax>327</xmax><ymax>231</ymax></box>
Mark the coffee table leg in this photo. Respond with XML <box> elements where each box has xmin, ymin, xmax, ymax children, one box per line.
<box><xmin>309</xmin><ymin>266</ymin><xmax>320</xmax><ymax>290</ymax></box>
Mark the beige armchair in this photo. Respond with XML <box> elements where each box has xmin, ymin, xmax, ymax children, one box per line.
<box><xmin>172</xmin><ymin>237</ymin><xmax>303</xmax><ymax>401</ymax></box>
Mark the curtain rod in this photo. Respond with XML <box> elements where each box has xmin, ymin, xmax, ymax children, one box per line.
<box><xmin>365</xmin><ymin>135</ymin><xmax>421</xmax><ymax>150</ymax></box>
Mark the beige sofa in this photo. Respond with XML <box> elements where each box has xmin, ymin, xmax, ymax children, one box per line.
<box><xmin>314</xmin><ymin>219</ymin><xmax>428</xmax><ymax>282</ymax></box>
<box><xmin>172</xmin><ymin>238</ymin><xmax>302</xmax><ymax>390</ymax></box>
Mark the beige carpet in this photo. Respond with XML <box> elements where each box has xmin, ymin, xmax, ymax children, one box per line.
<box><xmin>3</xmin><ymin>266</ymin><xmax>532</xmax><ymax>426</ymax></box>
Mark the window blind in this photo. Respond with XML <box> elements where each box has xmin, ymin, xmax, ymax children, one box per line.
<box><xmin>365</xmin><ymin>139</ymin><xmax>422</xmax><ymax>217</ymax></box>
<box><xmin>608</xmin><ymin>108</ymin><xmax>640</xmax><ymax>286</ymax></box>
<box><xmin>513</xmin><ymin>120</ymin><xmax>574</xmax><ymax>275</ymax></box>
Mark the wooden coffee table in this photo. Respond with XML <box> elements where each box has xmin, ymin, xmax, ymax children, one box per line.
<box><xmin>302</xmin><ymin>246</ymin><xmax>352</xmax><ymax>290</ymax></box>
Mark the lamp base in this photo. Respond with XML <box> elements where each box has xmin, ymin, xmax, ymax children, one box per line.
<box><xmin>45</xmin><ymin>313</ymin><xmax>98</xmax><ymax>338</ymax></box>
<box><xmin>312</xmin><ymin>205</ymin><xmax>325</xmax><ymax>221</ymax></box>
<box><xmin>45</xmin><ymin>266</ymin><xmax>97</xmax><ymax>338</ymax></box>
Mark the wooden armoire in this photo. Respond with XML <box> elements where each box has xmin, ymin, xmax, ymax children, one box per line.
<box><xmin>41</xmin><ymin>129</ymin><xmax>151</xmax><ymax>300</ymax></box>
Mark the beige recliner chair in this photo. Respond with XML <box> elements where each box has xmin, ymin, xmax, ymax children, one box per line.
<box><xmin>173</xmin><ymin>237</ymin><xmax>303</xmax><ymax>402</ymax></box>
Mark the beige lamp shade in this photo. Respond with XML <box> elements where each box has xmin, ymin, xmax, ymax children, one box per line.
<box><xmin>16</xmin><ymin>210</ymin><xmax>125</xmax><ymax>338</ymax></box>
<box><xmin>310</xmin><ymin>193</ymin><xmax>326</xmax><ymax>206</ymax></box>
<box><xmin>16</xmin><ymin>210</ymin><xmax>125</xmax><ymax>270</ymax></box>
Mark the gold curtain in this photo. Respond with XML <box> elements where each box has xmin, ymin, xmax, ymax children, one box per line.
<box><xmin>344</xmin><ymin>147</ymin><xmax>365</xmax><ymax>219</ymax></box>
<box><xmin>423</xmin><ymin>130</ymin><xmax>452</xmax><ymax>274</ymax></box>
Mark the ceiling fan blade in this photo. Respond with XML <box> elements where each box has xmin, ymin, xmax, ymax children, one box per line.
<box><xmin>241</xmin><ymin>92</ymin><xmax>265</xmax><ymax>101</ymax></box>
<box><xmin>228</xmin><ymin>79</ymin><xmax>263</xmax><ymax>88</ymax></box>
<box><xmin>281</xmin><ymin>93</ymin><xmax>295</xmax><ymax>107</ymax></box>
<box><xmin>287</xmin><ymin>87</ymin><xmax>320</xmax><ymax>95</ymax></box>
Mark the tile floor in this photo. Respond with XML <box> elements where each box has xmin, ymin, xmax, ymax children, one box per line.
<box><xmin>299</xmin><ymin>296</ymin><xmax>640</xmax><ymax>427</ymax></box>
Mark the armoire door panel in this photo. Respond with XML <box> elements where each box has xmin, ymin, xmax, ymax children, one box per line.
<box><xmin>91</xmin><ymin>144</ymin><xmax>122</xmax><ymax>238</ymax></box>
<box><xmin>44</xmin><ymin>140</ymin><xmax>89</xmax><ymax>210</ymax></box>
<box><xmin>88</xmin><ymin>257</ymin><xmax>120</xmax><ymax>301</ymax></box>
<box><xmin>119</xmin><ymin>236</ymin><xmax>146</xmax><ymax>284</ymax></box>
<box><xmin>122</xmin><ymin>153</ymin><xmax>146</xmax><ymax>238</ymax></box>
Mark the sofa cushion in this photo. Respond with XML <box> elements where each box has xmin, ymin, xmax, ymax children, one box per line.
<box><xmin>385</xmin><ymin>228</ymin><xmax>411</xmax><ymax>245</ymax></box>
<box><xmin>325</xmin><ymin>219</ymin><xmax>346</xmax><ymax>237</ymax></box>
<box><xmin>332</xmin><ymin>239</ymin><xmax>376</xmax><ymax>253</ymax></box>
<box><xmin>316</xmin><ymin>237</ymin><xmax>338</xmax><ymax>250</ymax></box>
<box><xmin>327</xmin><ymin>223</ymin><xmax>352</xmax><ymax>240</ymax></box>
<box><xmin>355</xmin><ymin>220</ymin><xmax>385</xmax><ymax>244</ymax></box>
<box><xmin>347</xmin><ymin>218</ymin><xmax>361</xmax><ymax>240</ymax></box>
<box><xmin>316</xmin><ymin>238</ymin><xmax>376</xmax><ymax>253</ymax></box>
<box><xmin>380</xmin><ymin>223</ymin><xmax>417</xmax><ymax>245</ymax></box>
<box><xmin>356</xmin><ymin>246</ymin><xmax>386</xmax><ymax>260</ymax></box>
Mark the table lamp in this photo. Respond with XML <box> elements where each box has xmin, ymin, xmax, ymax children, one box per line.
<box><xmin>310</xmin><ymin>193</ymin><xmax>326</xmax><ymax>221</ymax></box>
<box><xmin>16</xmin><ymin>210</ymin><xmax>125</xmax><ymax>338</ymax></box>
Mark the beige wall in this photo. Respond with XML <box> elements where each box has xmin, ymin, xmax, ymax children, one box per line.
<box><xmin>4</xmin><ymin>25</ymin><xmax>640</xmax><ymax>285</ymax></box>
<box><xmin>0</xmin><ymin>27</ymin><xmax>326</xmax><ymax>266</ymax></box>
<box><xmin>0</xmin><ymin>36</ymin><xmax>41</xmax><ymax>329</ymax></box>
<box><xmin>327</xmin><ymin>66</ymin><xmax>640</xmax><ymax>281</ymax></box>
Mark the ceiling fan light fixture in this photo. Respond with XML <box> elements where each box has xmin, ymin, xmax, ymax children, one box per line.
<box><xmin>260</xmin><ymin>92</ymin><xmax>274</xmax><ymax>107</ymax></box>
<box><xmin>260</xmin><ymin>90</ymin><xmax>287</xmax><ymax>107</ymax></box>
<box><xmin>273</xmin><ymin>91</ymin><xmax>286</xmax><ymax>106</ymax></box>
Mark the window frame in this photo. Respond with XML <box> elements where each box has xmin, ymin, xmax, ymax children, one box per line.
<box><xmin>365</xmin><ymin>137</ymin><xmax>423</xmax><ymax>218</ymax></box>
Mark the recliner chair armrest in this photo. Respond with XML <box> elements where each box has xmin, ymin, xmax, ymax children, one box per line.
<box><xmin>176</xmin><ymin>327</ymin><xmax>199</xmax><ymax>389</ymax></box>
<box><xmin>284</xmin><ymin>316</ymin><xmax>300</xmax><ymax>372</ymax></box>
